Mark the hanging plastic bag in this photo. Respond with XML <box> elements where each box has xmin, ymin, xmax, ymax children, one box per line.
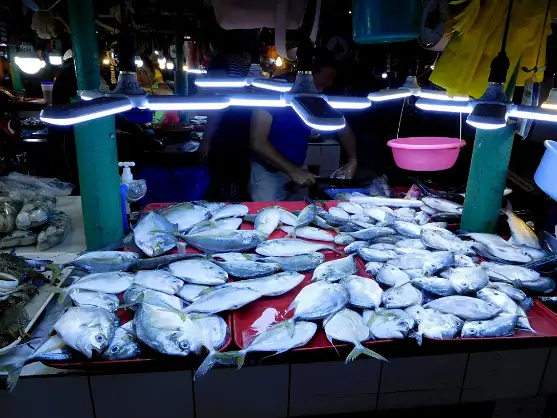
<box><xmin>6</xmin><ymin>173</ymin><xmax>73</xmax><ymax>196</ymax></box>
<box><xmin>36</xmin><ymin>211</ymin><xmax>71</xmax><ymax>251</ymax></box>
<box><xmin>15</xmin><ymin>195</ymin><xmax>56</xmax><ymax>230</ymax></box>
<box><xmin>430</xmin><ymin>0</ymin><xmax>554</xmax><ymax>98</ymax></box>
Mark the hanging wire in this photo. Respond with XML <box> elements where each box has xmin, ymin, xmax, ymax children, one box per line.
<box><xmin>523</xmin><ymin>0</ymin><xmax>552</xmax><ymax>74</ymax></box>
<box><xmin>396</xmin><ymin>98</ymin><xmax>406</xmax><ymax>139</ymax></box>
<box><xmin>500</xmin><ymin>0</ymin><xmax>515</xmax><ymax>55</ymax></box>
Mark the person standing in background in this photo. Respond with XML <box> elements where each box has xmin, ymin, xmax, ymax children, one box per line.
<box><xmin>249</xmin><ymin>50</ymin><xmax>358</xmax><ymax>201</ymax></box>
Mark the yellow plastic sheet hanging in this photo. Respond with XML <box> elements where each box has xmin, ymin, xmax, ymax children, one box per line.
<box><xmin>430</xmin><ymin>0</ymin><xmax>554</xmax><ymax>98</ymax></box>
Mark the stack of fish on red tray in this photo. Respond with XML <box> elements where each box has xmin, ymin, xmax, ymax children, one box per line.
<box><xmin>11</xmin><ymin>183</ymin><xmax>557</xmax><ymax>382</ymax></box>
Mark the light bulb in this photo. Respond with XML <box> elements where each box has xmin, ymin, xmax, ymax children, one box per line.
<box><xmin>275</xmin><ymin>56</ymin><xmax>283</xmax><ymax>67</ymax></box>
<box><xmin>158</xmin><ymin>57</ymin><xmax>166</xmax><ymax>67</ymax></box>
<box><xmin>381</xmin><ymin>72</ymin><xmax>388</xmax><ymax>79</ymax></box>
<box><xmin>466</xmin><ymin>103</ymin><xmax>508</xmax><ymax>130</ymax></box>
<box><xmin>135</xmin><ymin>57</ymin><xmax>143</xmax><ymax>67</ymax></box>
<box><xmin>15</xmin><ymin>53</ymin><xmax>46</xmax><ymax>75</ymax></box>
<box><xmin>183</xmin><ymin>65</ymin><xmax>188</xmax><ymax>71</ymax></box>
<box><xmin>102</xmin><ymin>58</ymin><xmax>110</xmax><ymax>65</ymax></box>
<box><xmin>154</xmin><ymin>50</ymin><xmax>159</xmax><ymax>55</ymax></box>
<box><xmin>166</xmin><ymin>62</ymin><xmax>175</xmax><ymax>70</ymax></box>
<box><xmin>49</xmin><ymin>54</ymin><xmax>62</xmax><ymax>66</ymax></box>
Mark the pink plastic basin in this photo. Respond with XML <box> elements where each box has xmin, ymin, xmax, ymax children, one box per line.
<box><xmin>387</xmin><ymin>137</ymin><xmax>466</xmax><ymax>171</ymax></box>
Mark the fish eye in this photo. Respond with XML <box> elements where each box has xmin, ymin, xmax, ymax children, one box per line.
<box><xmin>110</xmin><ymin>346</ymin><xmax>120</xmax><ymax>353</ymax></box>
<box><xmin>468</xmin><ymin>328</ymin><xmax>476</xmax><ymax>334</ymax></box>
<box><xmin>95</xmin><ymin>334</ymin><xmax>105</xmax><ymax>343</ymax></box>
<box><xmin>179</xmin><ymin>341</ymin><xmax>189</xmax><ymax>351</ymax></box>
<box><xmin>385</xmin><ymin>296</ymin><xmax>393</xmax><ymax>302</ymax></box>
<box><xmin>397</xmin><ymin>321</ymin><xmax>408</xmax><ymax>328</ymax></box>
<box><xmin>461</xmin><ymin>282</ymin><xmax>469</xmax><ymax>288</ymax></box>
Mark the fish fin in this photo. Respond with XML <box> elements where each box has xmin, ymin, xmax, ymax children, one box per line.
<box><xmin>502</xmin><ymin>199</ymin><xmax>512</xmax><ymax>216</ymax></box>
<box><xmin>409</xmin><ymin>332</ymin><xmax>423</xmax><ymax>346</ymax></box>
<box><xmin>284</xmin><ymin>318</ymin><xmax>296</xmax><ymax>338</ymax></box>
<box><xmin>326</xmin><ymin>334</ymin><xmax>340</xmax><ymax>357</ymax></box>
<box><xmin>346</xmin><ymin>343</ymin><xmax>387</xmax><ymax>363</ymax></box>
<box><xmin>285</xmin><ymin>228</ymin><xmax>297</xmax><ymax>239</ymax></box>
<box><xmin>0</xmin><ymin>361</ymin><xmax>25</xmax><ymax>392</ymax></box>
<box><xmin>258</xmin><ymin>349</ymin><xmax>287</xmax><ymax>365</ymax></box>
<box><xmin>193</xmin><ymin>351</ymin><xmax>246</xmax><ymax>380</ymax></box>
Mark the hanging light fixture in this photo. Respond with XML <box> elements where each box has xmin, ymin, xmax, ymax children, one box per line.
<box><xmin>134</xmin><ymin>56</ymin><xmax>143</xmax><ymax>67</ymax></box>
<box><xmin>166</xmin><ymin>61</ymin><xmax>175</xmax><ymax>70</ymax></box>
<box><xmin>49</xmin><ymin>52</ymin><xmax>63</xmax><ymax>66</ymax></box>
<box><xmin>15</xmin><ymin>51</ymin><xmax>46</xmax><ymax>75</ymax></box>
<box><xmin>275</xmin><ymin>56</ymin><xmax>284</xmax><ymax>67</ymax></box>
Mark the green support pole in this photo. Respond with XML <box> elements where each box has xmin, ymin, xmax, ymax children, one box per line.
<box><xmin>68</xmin><ymin>0</ymin><xmax>123</xmax><ymax>249</ymax></box>
<box><xmin>460</xmin><ymin>66</ymin><xmax>519</xmax><ymax>233</ymax></box>
<box><xmin>8</xmin><ymin>46</ymin><xmax>24</xmax><ymax>95</ymax></box>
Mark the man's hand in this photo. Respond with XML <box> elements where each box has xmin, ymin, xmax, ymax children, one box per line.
<box><xmin>289</xmin><ymin>167</ymin><xmax>317</xmax><ymax>186</ymax></box>
<box><xmin>331</xmin><ymin>158</ymin><xmax>357</xmax><ymax>180</ymax></box>
<box><xmin>198</xmin><ymin>138</ymin><xmax>211</xmax><ymax>163</ymax></box>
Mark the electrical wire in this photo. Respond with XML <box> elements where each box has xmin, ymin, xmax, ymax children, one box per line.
<box><xmin>31</xmin><ymin>0</ymin><xmax>64</xmax><ymax>12</ymax></box>
<box><xmin>500</xmin><ymin>0</ymin><xmax>514</xmax><ymax>55</ymax></box>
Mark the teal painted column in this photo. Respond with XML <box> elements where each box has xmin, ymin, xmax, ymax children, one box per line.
<box><xmin>461</xmin><ymin>67</ymin><xmax>519</xmax><ymax>233</ymax></box>
<box><xmin>68</xmin><ymin>0</ymin><xmax>123</xmax><ymax>249</ymax></box>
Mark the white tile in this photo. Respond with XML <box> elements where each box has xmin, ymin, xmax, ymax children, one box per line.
<box><xmin>541</xmin><ymin>347</ymin><xmax>557</xmax><ymax>393</ymax></box>
<box><xmin>90</xmin><ymin>371</ymin><xmax>193</xmax><ymax>418</ymax></box>
<box><xmin>380</xmin><ymin>354</ymin><xmax>468</xmax><ymax>392</ymax></box>
<box><xmin>289</xmin><ymin>360</ymin><xmax>380</xmax><ymax>416</ymax></box>
<box><xmin>462</xmin><ymin>348</ymin><xmax>549</xmax><ymax>403</ymax></box>
<box><xmin>0</xmin><ymin>376</ymin><xmax>93</xmax><ymax>418</ymax></box>
<box><xmin>378</xmin><ymin>389</ymin><xmax>461</xmax><ymax>410</ymax></box>
<box><xmin>194</xmin><ymin>365</ymin><xmax>288</xmax><ymax>418</ymax></box>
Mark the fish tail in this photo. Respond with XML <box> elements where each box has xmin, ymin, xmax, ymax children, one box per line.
<box><xmin>0</xmin><ymin>361</ymin><xmax>25</xmax><ymax>392</ymax></box>
<box><xmin>193</xmin><ymin>350</ymin><xmax>246</xmax><ymax>380</ymax></box>
<box><xmin>409</xmin><ymin>332</ymin><xmax>423</xmax><ymax>346</ymax></box>
<box><xmin>286</xmin><ymin>228</ymin><xmax>297</xmax><ymax>239</ymax></box>
<box><xmin>346</xmin><ymin>343</ymin><xmax>388</xmax><ymax>364</ymax></box>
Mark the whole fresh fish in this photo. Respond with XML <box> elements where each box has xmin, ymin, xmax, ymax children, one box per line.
<box><xmin>424</xmin><ymin>296</ymin><xmax>502</xmax><ymax>320</ymax></box>
<box><xmin>134</xmin><ymin>270</ymin><xmax>184</xmax><ymax>295</ymax></box>
<box><xmin>349</xmin><ymin>226</ymin><xmax>395</xmax><ymax>241</ymax></box>
<box><xmin>256</xmin><ymin>238</ymin><xmax>338</xmax><ymax>257</ymax></box>
<box><xmin>342</xmin><ymin>275</ymin><xmax>383</xmax><ymax>309</ymax></box>
<box><xmin>394</xmin><ymin>208</ymin><xmax>416</xmax><ymax>222</ymax></box>
<box><xmin>335</xmin><ymin>233</ymin><xmax>356</xmax><ymax>245</ymax></box>
<box><xmin>134</xmin><ymin>304</ymin><xmax>197</xmax><ymax>356</ymax></box>
<box><xmin>211</xmin><ymin>204</ymin><xmax>249</xmax><ymax>221</ymax></box>
<box><xmin>184</xmin><ymin>230</ymin><xmax>265</xmax><ymax>253</ymax></box>
<box><xmin>64</xmin><ymin>272</ymin><xmax>134</xmax><ymax>294</ymax></box>
<box><xmin>481</xmin><ymin>262</ymin><xmax>539</xmax><ymax>286</ymax></box>
<box><xmin>276</xmin><ymin>207</ymin><xmax>298</xmax><ymax>226</ymax></box>
<box><xmin>287</xmin><ymin>281</ymin><xmax>349</xmax><ymax>324</ymax></box>
<box><xmin>168</xmin><ymin>259</ymin><xmax>228</xmax><ymax>286</ymax></box>
<box><xmin>191</xmin><ymin>201</ymin><xmax>226</xmax><ymax>214</ymax></box>
<box><xmin>159</xmin><ymin>203</ymin><xmax>210</xmax><ymax>232</ymax></box>
<box><xmin>227</xmin><ymin>272</ymin><xmax>305</xmax><ymax>297</ymax></box>
<box><xmin>414</xmin><ymin>211</ymin><xmax>430</xmax><ymax>225</ymax></box>
<box><xmin>521</xmin><ymin>276</ymin><xmax>556</xmax><ymax>294</ymax></box>
<box><xmin>454</xmin><ymin>254</ymin><xmax>479</xmax><ymax>268</ymax></box>
<box><xmin>421</xmin><ymin>228</ymin><xmax>474</xmax><ymax>255</ymax></box>
<box><xmin>412</xmin><ymin>309</ymin><xmax>464</xmax><ymax>345</ymax></box>
<box><xmin>194</xmin><ymin>321</ymin><xmax>317</xmax><ymax>379</ymax></box>
<box><xmin>212</xmin><ymin>252</ymin><xmax>255</xmax><ymax>262</ymax></box>
<box><xmin>281</xmin><ymin>225</ymin><xmax>334</xmax><ymax>242</ymax></box>
<box><xmin>502</xmin><ymin>201</ymin><xmax>540</xmax><ymax>249</ymax></box>
<box><xmin>188</xmin><ymin>218</ymin><xmax>243</xmax><ymax>235</ymax></box>
<box><xmin>376</xmin><ymin>266</ymin><xmax>410</xmax><ymax>287</ymax></box>
<box><xmin>53</xmin><ymin>307</ymin><xmax>116</xmax><ymax>358</ymax></box>
<box><xmin>420</xmin><ymin>205</ymin><xmax>438</xmax><ymax>215</ymax></box>
<box><xmin>476</xmin><ymin>288</ymin><xmax>518</xmax><ymax>314</ymax></box>
<box><xmin>395</xmin><ymin>247</ymin><xmax>432</xmax><ymax>256</ymax></box>
<box><xmin>461</xmin><ymin>314</ymin><xmax>518</xmax><ymax>338</ymax></box>
<box><xmin>189</xmin><ymin>313</ymin><xmax>229</xmax><ymax>354</ymax></box>
<box><xmin>351</xmin><ymin>214</ymin><xmax>373</xmax><ymax>224</ymax></box>
<box><xmin>134</xmin><ymin>212</ymin><xmax>178</xmax><ymax>257</ymax></box>
<box><xmin>405</xmin><ymin>304</ymin><xmax>428</xmax><ymax>323</ymax></box>
<box><xmin>447</xmin><ymin>267</ymin><xmax>488</xmax><ymax>294</ymax></box>
<box><xmin>288</xmin><ymin>202</ymin><xmax>317</xmax><ymax>238</ymax></box>
<box><xmin>68</xmin><ymin>290</ymin><xmax>120</xmax><ymax>311</ymax></box>
<box><xmin>134</xmin><ymin>253</ymin><xmax>204</xmax><ymax>270</ymax></box>
<box><xmin>254</xmin><ymin>206</ymin><xmax>281</xmax><ymax>237</ymax></box>
<box><xmin>66</xmin><ymin>251</ymin><xmax>139</xmax><ymax>273</ymax></box>
<box><xmin>387</xmin><ymin>254</ymin><xmax>424</xmax><ymax>270</ymax></box>
<box><xmin>324</xmin><ymin>309</ymin><xmax>386</xmax><ymax>363</ymax></box>
<box><xmin>344</xmin><ymin>241</ymin><xmax>369</xmax><ymax>254</ymax></box>
<box><xmin>382</xmin><ymin>283</ymin><xmax>422</xmax><ymax>308</ymax></box>
<box><xmin>124</xmin><ymin>284</ymin><xmax>183</xmax><ymax>310</ymax></box>
<box><xmin>421</xmin><ymin>197</ymin><xmax>462</xmax><ymax>214</ymax></box>
<box><xmin>364</xmin><ymin>309</ymin><xmax>415</xmax><ymax>339</ymax></box>
<box><xmin>363</xmin><ymin>206</ymin><xmax>394</xmax><ymax>225</ymax></box>
<box><xmin>397</xmin><ymin>239</ymin><xmax>426</xmax><ymax>250</ymax></box>
<box><xmin>328</xmin><ymin>206</ymin><xmax>350</xmax><ymax>222</ymax></box>
<box><xmin>338</xmin><ymin>202</ymin><xmax>363</xmax><ymax>214</ymax></box>
<box><xmin>312</xmin><ymin>254</ymin><xmax>357</xmax><ymax>282</ymax></box>
<box><xmin>214</xmin><ymin>260</ymin><xmax>281</xmax><ymax>279</ymax></box>
<box><xmin>350</xmin><ymin>196</ymin><xmax>423</xmax><ymax>208</ymax></box>
<box><xmin>102</xmin><ymin>327</ymin><xmax>141</xmax><ymax>360</ymax></box>
<box><xmin>311</xmin><ymin>214</ymin><xmax>340</xmax><ymax>231</ymax></box>
<box><xmin>422</xmin><ymin>251</ymin><xmax>455</xmax><ymax>276</ymax></box>
<box><xmin>365</xmin><ymin>261</ymin><xmax>385</xmax><ymax>277</ymax></box>
<box><xmin>177</xmin><ymin>283</ymin><xmax>210</xmax><ymax>302</ymax></box>
<box><xmin>258</xmin><ymin>253</ymin><xmax>325</xmax><ymax>272</ymax></box>
<box><xmin>183</xmin><ymin>286</ymin><xmax>262</xmax><ymax>314</ymax></box>
<box><xmin>369</xmin><ymin>243</ymin><xmax>397</xmax><ymax>250</ymax></box>
<box><xmin>487</xmin><ymin>282</ymin><xmax>527</xmax><ymax>302</ymax></box>
<box><xmin>370</xmin><ymin>235</ymin><xmax>406</xmax><ymax>245</ymax></box>
<box><xmin>337</xmin><ymin>223</ymin><xmax>361</xmax><ymax>232</ymax></box>
<box><xmin>472</xmin><ymin>242</ymin><xmax>533</xmax><ymax>264</ymax></box>
<box><xmin>357</xmin><ymin>247</ymin><xmax>398</xmax><ymax>263</ymax></box>
<box><xmin>411</xmin><ymin>277</ymin><xmax>456</xmax><ymax>297</ymax></box>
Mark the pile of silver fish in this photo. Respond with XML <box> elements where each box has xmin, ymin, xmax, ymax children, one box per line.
<box><xmin>33</xmin><ymin>195</ymin><xmax>555</xmax><ymax>381</ymax></box>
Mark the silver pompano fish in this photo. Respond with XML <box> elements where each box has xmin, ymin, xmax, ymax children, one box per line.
<box><xmin>350</xmin><ymin>196</ymin><xmax>423</xmax><ymax>208</ymax></box>
<box><xmin>189</xmin><ymin>313</ymin><xmax>229</xmax><ymax>354</ymax></box>
<box><xmin>447</xmin><ymin>267</ymin><xmax>489</xmax><ymax>294</ymax></box>
<box><xmin>422</xmin><ymin>251</ymin><xmax>455</xmax><ymax>276</ymax></box>
<box><xmin>134</xmin><ymin>212</ymin><xmax>178</xmax><ymax>257</ymax></box>
<box><xmin>67</xmin><ymin>251</ymin><xmax>139</xmax><ymax>273</ymax></box>
<box><xmin>194</xmin><ymin>321</ymin><xmax>317</xmax><ymax>379</ymax></box>
<box><xmin>183</xmin><ymin>286</ymin><xmax>262</xmax><ymax>314</ymax></box>
<box><xmin>382</xmin><ymin>283</ymin><xmax>422</xmax><ymax>309</ymax></box>
<box><xmin>358</xmin><ymin>247</ymin><xmax>398</xmax><ymax>262</ymax></box>
<box><xmin>102</xmin><ymin>327</ymin><xmax>141</xmax><ymax>360</ymax></box>
<box><xmin>365</xmin><ymin>261</ymin><xmax>385</xmax><ymax>277</ymax></box>
<box><xmin>344</xmin><ymin>241</ymin><xmax>369</xmax><ymax>254</ymax></box>
<box><xmin>65</xmin><ymin>272</ymin><xmax>134</xmax><ymax>294</ymax></box>
<box><xmin>276</xmin><ymin>207</ymin><xmax>298</xmax><ymax>226</ymax></box>
<box><xmin>288</xmin><ymin>203</ymin><xmax>317</xmax><ymax>238</ymax></box>
<box><xmin>214</xmin><ymin>260</ymin><xmax>281</xmax><ymax>279</ymax></box>
<box><xmin>487</xmin><ymin>281</ymin><xmax>527</xmax><ymax>302</ymax></box>
<box><xmin>363</xmin><ymin>206</ymin><xmax>394</xmax><ymax>224</ymax></box>
<box><xmin>254</xmin><ymin>206</ymin><xmax>281</xmax><ymax>237</ymax></box>
<box><xmin>69</xmin><ymin>290</ymin><xmax>120</xmax><ymax>311</ymax></box>
<box><xmin>422</xmin><ymin>197</ymin><xmax>462</xmax><ymax>214</ymax></box>
<box><xmin>349</xmin><ymin>227</ymin><xmax>395</xmax><ymax>241</ymax></box>
<box><xmin>281</xmin><ymin>225</ymin><xmax>335</xmax><ymax>242</ymax></box>
<box><xmin>464</xmin><ymin>234</ymin><xmax>533</xmax><ymax>263</ymax></box>
<box><xmin>188</xmin><ymin>218</ymin><xmax>243</xmax><ymax>235</ymax></box>
<box><xmin>53</xmin><ymin>307</ymin><xmax>116</xmax><ymax>358</ymax></box>
<box><xmin>421</xmin><ymin>228</ymin><xmax>474</xmax><ymax>255</ymax></box>
<box><xmin>476</xmin><ymin>288</ymin><xmax>518</xmax><ymax>314</ymax></box>
<box><xmin>364</xmin><ymin>309</ymin><xmax>415</xmax><ymax>339</ymax></box>
<box><xmin>211</xmin><ymin>204</ymin><xmax>249</xmax><ymax>221</ymax></box>
<box><xmin>159</xmin><ymin>203</ymin><xmax>210</xmax><ymax>232</ymax></box>
<box><xmin>461</xmin><ymin>314</ymin><xmax>518</xmax><ymax>338</ymax></box>
<box><xmin>312</xmin><ymin>254</ymin><xmax>357</xmax><ymax>282</ymax></box>
<box><xmin>227</xmin><ymin>272</ymin><xmax>305</xmax><ymax>297</ymax></box>
<box><xmin>335</xmin><ymin>233</ymin><xmax>356</xmax><ymax>245</ymax></box>
<box><xmin>176</xmin><ymin>283</ymin><xmax>210</xmax><ymax>302</ymax></box>
<box><xmin>168</xmin><ymin>259</ymin><xmax>228</xmax><ymax>285</ymax></box>
<box><xmin>393</xmin><ymin>221</ymin><xmax>421</xmax><ymax>238</ymax></box>
<box><xmin>134</xmin><ymin>270</ymin><xmax>184</xmax><ymax>295</ymax></box>
<box><xmin>287</xmin><ymin>281</ymin><xmax>349</xmax><ymax>323</ymax></box>
<box><xmin>324</xmin><ymin>309</ymin><xmax>386</xmax><ymax>363</ymax></box>
<box><xmin>338</xmin><ymin>202</ymin><xmax>363</xmax><ymax>214</ymax></box>
<box><xmin>184</xmin><ymin>230</ymin><xmax>265</xmax><ymax>253</ymax></box>
<box><xmin>259</xmin><ymin>253</ymin><xmax>325</xmax><ymax>272</ymax></box>
<box><xmin>502</xmin><ymin>201</ymin><xmax>540</xmax><ymax>249</ymax></box>
<box><xmin>256</xmin><ymin>238</ymin><xmax>337</xmax><ymax>257</ymax></box>
<box><xmin>424</xmin><ymin>296</ymin><xmax>502</xmax><ymax>320</ymax></box>
<box><xmin>376</xmin><ymin>266</ymin><xmax>410</xmax><ymax>287</ymax></box>
<box><xmin>413</xmin><ymin>309</ymin><xmax>464</xmax><ymax>345</ymax></box>
<box><xmin>342</xmin><ymin>275</ymin><xmax>383</xmax><ymax>309</ymax></box>
<box><xmin>411</xmin><ymin>277</ymin><xmax>456</xmax><ymax>297</ymax></box>
<box><xmin>123</xmin><ymin>284</ymin><xmax>183</xmax><ymax>310</ymax></box>
<box><xmin>481</xmin><ymin>262</ymin><xmax>539</xmax><ymax>285</ymax></box>
<box><xmin>134</xmin><ymin>304</ymin><xmax>197</xmax><ymax>356</ymax></box>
